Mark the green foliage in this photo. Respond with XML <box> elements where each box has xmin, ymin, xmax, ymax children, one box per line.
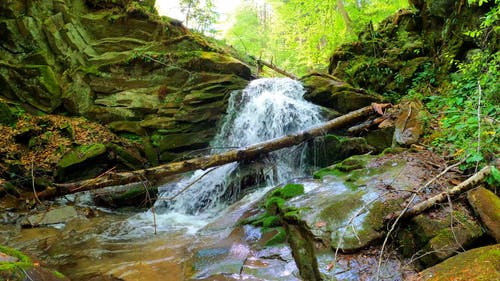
<box><xmin>180</xmin><ymin>0</ymin><xmax>219</xmax><ymax>35</ymax></box>
<box><xmin>224</xmin><ymin>0</ymin><xmax>407</xmax><ymax>75</ymax></box>
<box><xmin>487</xmin><ymin>166</ymin><xmax>500</xmax><ymax>186</ymax></box>
<box><xmin>425</xmin><ymin>19</ymin><xmax>499</xmax><ymax>171</ymax></box>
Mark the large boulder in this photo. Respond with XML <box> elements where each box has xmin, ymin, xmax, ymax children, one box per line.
<box><xmin>300</xmin><ymin>72</ymin><xmax>381</xmax><ymax>113</ymax></box>
<box><xmin>467</xmin><ymin>186</ymin><xmax>500</xmax><ymax>242</ymax></box>
<box><xmin>418</xmin><ymin>244</ymin><xmax>500</xmax><ymax>281</ymax></box>
<box><xmin>327</xmin><ymin>2</ymin><xmax>493</xmax><ymax>99</ymax></box>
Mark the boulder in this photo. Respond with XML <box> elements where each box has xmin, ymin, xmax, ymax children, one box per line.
<box><xmin>56</xmin><ymin>143</ymin><xmax>107</xmax><ymax>181</ymax></box>
<box><xmin>418</xmin><ymin>244</ymin><xmax>500</xmax><ymax>281</ymax></box>
<box><xmin>301</xmin><ymin>72</ymin><xmax>381</xmax><ymax>113</ymax></box>
<box><xmin>0</xmin><ymin>0</ymin><xmax>252</xmax><ymax>183</ymax></box>
<box><xmin>467</xmin><ymin>186</ymin><xmax>500</xmax><ymax>242</ymax></box>
<box><xmin>21</xmin><ymin>206</ymin><xmax>79</xmax><ymax>227</ymax></box>
<box><xmin>0</xmin><ymin>245</ymin><xmax>70</xmax><ymax>281</ymax></box>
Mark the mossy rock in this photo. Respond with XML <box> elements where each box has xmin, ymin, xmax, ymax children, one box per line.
<box><xmin>419</xmin><ymin>209</ymin><xmax>485</xmax><ymax>266</ymax></box>
<box><xmin>301</xmin><ymin>72</ymin><xmax>381</xmax><ymax>113</ymax></box>
<box><xmin>56</xmin><ymin>143</ymin><xmax>107</xmax><ymax>181</ymax></box>
<box><xmin>0</xmin><ymin>100</ymin><xmax>17</xmax><ymax>126</ymax></box>
<box><xmin>418</xmin><ymin>244</ymin><xmax>500</xmax><ymax>281</ymax></box>
<box><xmin>467</xmin><ymin>186</ymin><xmax>500</xmax><ymax>242</ymax></box>
<box><xmin>307</xmin><ymin>135</ymin><xmax>374</xmax><ymax>167</ymax></box>
<box><xmin>262</xmin><ymin>227</ymin><xmax>287</xmax><ymax>246</ymax></box>
<box><xmin>0</xmin><ymin>245</ymin><xmax>68</xmax><ymax>280</ymax></box>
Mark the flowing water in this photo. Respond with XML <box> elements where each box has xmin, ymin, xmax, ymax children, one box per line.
<box><xmin>0</xmin><ymin>78</ymin><xmax>326</xmax><ymax>280</ymax></box>
<box><xmin>130</xmin><ymin>78</ymin><xmax>325</xmax><ymax>233</ymax></box>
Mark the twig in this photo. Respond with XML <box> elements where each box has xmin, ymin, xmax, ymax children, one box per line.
<box><xmin>445</xmin><ymin>191</ymin><xmax>465</xmax><ymax>252</ymax></box>
<box><xmin>31</xmin><ymin>158</ymin><xmax>42</xmax><ymax>205</ymax></box>
<box><xmin>475</xmin><ymin>80</ymin><xmax>482</xmax><ymax>173</ymax></box>
<box><xmin>142</xmin><ymin>180</ymin><xmax>157</xmax><ymax>235</ymax></box>
<box><xmin>376</xmin><ymin>159</ymin><xmax>465</xmax><ymax>280</ymax></box>
<box><xmin>68</xmin><ymin>166</ymin><xmax>116</xmax><ymax>192</ymax></box>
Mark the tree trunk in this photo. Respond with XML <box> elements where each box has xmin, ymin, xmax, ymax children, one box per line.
<box><xmin>336</xmin><ymin>0</ymin><xmax>353</xmax><ymax>33</ymax></box>
<box><xmin>41</xmin><ymin>104</ymin><xmax>387</xmax><ymax>199</ymax></box>
<box><xmin>256</xmin><ymin>59</ymin><xmax>298</xmax><ymax>80</ymax></box>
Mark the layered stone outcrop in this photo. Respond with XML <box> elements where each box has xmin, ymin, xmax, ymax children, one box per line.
<box><xmin>327</xmin><ymin>1</ymin><xmax>498</xmax><ymax>97</ymax></box>
<box><xmin>0</xmin><ymin>0</ymin><xmax>251</xmax><ymax>185</ymax></box>
<box><xmin>0</xmin><ymin>0</ymin><xmax>250</xmax><ymax>156</ymax></box>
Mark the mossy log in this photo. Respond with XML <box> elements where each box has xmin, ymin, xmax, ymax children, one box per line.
<box><xmin>40</xmin><ymin>104</ymin><xmax>387</xmax><ymax>199</ymax></box>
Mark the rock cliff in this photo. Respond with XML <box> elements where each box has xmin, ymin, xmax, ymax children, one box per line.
<box><xmin>0</xmin><ymin>0</ymin><xmax>251</xmax><ymax>185</ymax></box>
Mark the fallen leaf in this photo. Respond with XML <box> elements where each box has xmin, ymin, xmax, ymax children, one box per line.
<box><xmin>315</xmin><ymin>221</ymin><xmax>327</xmax><ymax>228</ymax></box>
<box><xmin>372</xmin><ymin>103</ymin><xmax>391</xmax><ymax>115</ymax></box>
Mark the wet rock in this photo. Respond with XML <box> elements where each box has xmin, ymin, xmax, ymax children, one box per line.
<box><xmin>418</xmin><ymin>244</ymin><xmax>500</xmax><ymax>281</ymax></box>
<box><xmin>308</xmin><ymin>135</ymin><xmax>374</xmax><ymax>167</ymax></box>
<box><xmin>0</xmin><ymin>245</ymin><xmax>70</xmax><ymax>281</ymax></box>
<box><xmin>316</xmin><ymin>247</ymin><xmax>418</xmax><ymax>280</ymax></box>
<box><xmin>394</xmin><ymin>100</ymin><xmax>425</xmax><ymax>146</ymax></box>
<box><xmin>301</xmin><ymin>72</ymin><xmax>381</xmax><ymax>113</ymax></box>
<box><xmin>467</xmin><ymin>186</ymin><xmax>500</xmax><ymax>242</ymax></box>
<box><xmin>21</xmin><ymin>206</ymin><xmax>79</xmax><ymax>227</ymax></box>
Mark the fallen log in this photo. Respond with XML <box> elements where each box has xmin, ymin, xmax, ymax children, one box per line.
<box><xmin>255</xmin><ymin>58</ymin><xmax>298</xmax><ymax>80</ymax></box>
<box><xmin>386</xmin><ymin>165</ymin><xmax>492</xmax><ymax>221</ymax></box>
<box><xmin>41</xmin><ymin>104</ymin><xmax>388</xmax><ymax>199</ymax></box>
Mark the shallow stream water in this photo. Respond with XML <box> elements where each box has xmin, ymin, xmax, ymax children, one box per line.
<box><xmin>1</xmin><ymin>78</ymin><xmax>326</xmax><ymax>280</ymax></box>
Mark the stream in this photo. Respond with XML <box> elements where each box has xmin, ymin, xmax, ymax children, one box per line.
<box><xmin>1</xmin><ymin>78</ymin><xmax>327</xmax><ymax>280</ymax></box>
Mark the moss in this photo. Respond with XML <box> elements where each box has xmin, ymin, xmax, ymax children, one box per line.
<box><xmin>0</xmin><ymin>245</ymin><xmax>31</xmax><ymax>264</ymax></box>
<box><xmin>276</xmin><ymin>183</ymin><xmax>304</xmax><ymax>199</ymax></box>
<box><xmin>57</xmin><ymin>143</ymin><xmax>107</xmax><ymax>169</ymax></box>
<box><xmin>0</xmin><ymin>245</ymin><xmax>33</xmax><ymax>279</ymax></box>
<box><xmin>263</xmin><ymin>227</ymin><xmax>287</xmax><ymax>246</ymax></box>
<box><xmin>335</xmin><ymin>155</ymin><xmax>372</xmax><ymax>172</ymax></box>
<box><xmin>419</xmin><ymin>245</ymin><xmax>500</xmax><ymax>281</ymax></box>
<box><xmin>313</xmin><ymin>167</ymin><xmax>344</xmax><ymax>179</ymax></box>
<box><xmin>262</xmin><ymin>215</ymin><xmax>281</xmax><ymax>228</ymax></box>
<box><xmin>52</xmin><ymin>270</ymin><xmax>66</xmax><ymax>279</ymax></box>
<box><xmin>264</xmin><ymin>197</ymin><xmax>286</xmax><ymax>211</ymax></box>
<box><xmin>319</xmin><ymin>191</ymin><xmax>364</xmax><ymax>223</ymax></box>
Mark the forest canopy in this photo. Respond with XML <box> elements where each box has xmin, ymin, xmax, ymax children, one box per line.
<box><xmin>223</xmin><ymin>0</ymin><xmax>408</xmax><ymax>75</ymax></box>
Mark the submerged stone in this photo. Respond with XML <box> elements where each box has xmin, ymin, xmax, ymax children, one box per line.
<box><xmin>22</xmin><ymin>206</ymin><xmax>79</xmax><ymax>227</ymax></box>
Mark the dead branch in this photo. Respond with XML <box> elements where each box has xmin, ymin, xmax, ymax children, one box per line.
<box><xmin>255</xmin><ymin>58</ymin><xmax>298</xmax><ymax>80</ymax></box>
<box><xmin>398</xmin><ymin>165</ymin><xmax>491</xmax><ymax>219</ymax></box>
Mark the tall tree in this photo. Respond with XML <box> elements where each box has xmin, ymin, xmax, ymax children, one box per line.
<box><xmin>179</xmin><ymin>0</ymin><xmax>219</xmax><ymax>34</ymax></box>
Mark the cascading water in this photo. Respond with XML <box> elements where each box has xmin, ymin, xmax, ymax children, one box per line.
<box><xmin>130</xmin><ymin>78</ymin><xmax>325</xmax><ymax>233</ymax></box>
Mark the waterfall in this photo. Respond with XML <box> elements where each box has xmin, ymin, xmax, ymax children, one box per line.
<box><xmin>129</xmin><ymin>78</ymin><xmax>325</xmax><ymax>234</ymax></box>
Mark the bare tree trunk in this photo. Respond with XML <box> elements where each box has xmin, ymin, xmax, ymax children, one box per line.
<box><xmin>256</xmin><ymin>59</ymin><xmax>298</xmax><ymax>80</ymax></box>
<box><xmin>337</xmin><ymin>0</ymin><xmax>353</xmax><ymax>33</ymax></box>
<box><xmin>41</xmin><ymin>104</ymin><xmax>387</xmax><ymax>199</ymax></box>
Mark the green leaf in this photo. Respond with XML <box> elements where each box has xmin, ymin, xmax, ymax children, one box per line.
<box><xmin>491</xmin><ymin>166</ymin><xmax>500</xmax><ymax>183</ymax></box>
